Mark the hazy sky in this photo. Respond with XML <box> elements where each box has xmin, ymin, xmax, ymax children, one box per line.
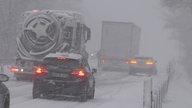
<box><xmin>80</xmin><ymin>0</ymin><xmax>177</xmax><ymax>68</ymax></box>
<box><xmin>53</xmin><ymin>0</ymin><xmax>178</xmax><ymax>68</ymax></box>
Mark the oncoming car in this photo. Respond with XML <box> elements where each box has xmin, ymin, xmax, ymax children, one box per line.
<box><xmin>129</xmin><ymin>56</ymin><xmax>157</xmax><ymax>76</ymax></box>
<box><xmin>32</xmin><ymin>53</ymin><xmax>96</xmax><ymax>102</ymax></box>
<box><xmin>0</xmin><ymin>74</ymin><xmax>10</xmax><ymax>108</ymax></box>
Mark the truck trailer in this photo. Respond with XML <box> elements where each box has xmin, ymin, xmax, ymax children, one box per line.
<box><xmin>98</xmin><ymin>21</ymin><xmax>141</xmax><ymax>71</ymax></box>
<box><xmin>11</xmin><ymin>10</ymin><xmax>91</xmax><ymax>80</ymax></box>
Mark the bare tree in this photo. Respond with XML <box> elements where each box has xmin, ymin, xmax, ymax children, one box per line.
<box><xmin>162</xmin><ymin>0</ymin><xmax>192</xmax><ymax>76</ymax></box>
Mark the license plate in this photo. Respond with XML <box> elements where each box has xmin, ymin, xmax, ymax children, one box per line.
<box><xmin>51</xmin><ymin>73</ymin><xmax>68</xmax><ymax>78</ymax></box>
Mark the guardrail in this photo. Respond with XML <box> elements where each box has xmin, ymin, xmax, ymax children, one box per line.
<box><xmin>143</xmin><ymin>60</ymin><xmax>176</xmax><ymax>108</ymax></box>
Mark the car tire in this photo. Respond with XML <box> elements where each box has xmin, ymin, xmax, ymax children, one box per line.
<box><xmin>4</xmin><ymin>95</ymin><xmax>10</xmax><ymax>108</ymax></box>
<box><xmin>88</xmin><ymin>85</ymin><xmax>95</xmax><ymax>99</ymax></box>
<box><xmin>32</xmin><ymin>85</ymin><xmax>41</xmax><ymax>99</ymax></box>
<box><xmin>89</xmin><ymin>88</ymin><xmax>95</xmax><ymax>99</ymax></box>
<box><xmin>129</xmin><ymin>68</ymin><xmax>135</xmax><ymax>75</ymax></box>
<box><xmin>79</xmin><ymin>87</ymin><xmax>88</xmax><ymax>102</ymax></box>
<box><xmin>16</xmin><ymin>77</ymin><xmax>21</xmax><ymax>81</ymax></box>
<box><xmin>79</xmin><ymin>94</ymin><xmax>87</xmax><ymax>102</ymax></box>
<box><xmin>150</xmin><ymin>68</ymin><xmax>157</xmax><ymax>76</ymax></box>
<box><xmin>33</xmin><ymin>90</ymin><xmax>41</xmax><ymax>99</ymax></box>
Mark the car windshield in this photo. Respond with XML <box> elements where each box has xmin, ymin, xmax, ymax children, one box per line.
<box><xmin>134</xmin><ymin>57</ymin><xmax>151</xmax><ymax>60</ymax></box>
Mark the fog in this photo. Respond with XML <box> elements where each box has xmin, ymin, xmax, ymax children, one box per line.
<box><xmin>0</xmin><ymin>1</ymin><xmax>190</xmax><ymax>108</ymax></box>
<box><xmin>0</xmin><ymin>0</ymin><xmax>178</xmax><ymax>68</ymax></box>
<box><xmin>30</xmin><ymin>0</ymin><xmax>176</xmax><ymax>69</ymax></box>
<box><xmin>78</xmin><ymin>0</ymin><xmax>178</xmax><ymax>68</ymax></box>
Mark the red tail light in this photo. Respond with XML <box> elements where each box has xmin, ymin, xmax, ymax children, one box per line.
<box><xmin>57</xmin><ymin>57</ymin><xmax>66</xmax><ymax>60</ymax></box>
<box><xmin>10</xmin><ymin>67</ymin><xmax>19</xmax><ymax>73</ymax></box>
<box><xmin>125</xmin><ymin>61</ymin><xmax>129</xmax><ymax>64</ymax></box>
<box><xmin>100</xmin><ymin>59</ymin><xmax>106</xmax><ymax>63</ymax></box>
<box><xmin>130</xmin><ymin>60</ymin><xmax>137</xmax><ymax>64</ymax></box>
<box><xmin>35</xmin><ymin>67</ymin><xmax>48</xmax><ymax>75</ymax></box>
<box><xmin>146</xmin><ymin>61</ymin><xmax>154</xmax><ymax>65</ymax></box>
<box><xmin>71</xmin><ymin>69</ymin><xmax>86</xmax><ymax>77</ymax></box>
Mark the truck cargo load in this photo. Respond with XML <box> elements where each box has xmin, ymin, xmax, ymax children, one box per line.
<box><xmin>98</xmin><ymin>21</ymin><xmax>141</xmax><ymax>71</ymax></box>
<box><xmin>11</xmin><ymin>10</ymin><xmax>91</xmax><ymax>80</ymax></box>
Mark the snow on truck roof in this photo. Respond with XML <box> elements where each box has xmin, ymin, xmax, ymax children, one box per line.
<box><xmin>24</xmin><ymin>10</ymin><xmax>84</xmax><ymax>22</ymax></box>
<box><xmin>44</xmin><ymin>52</ymin><xmax>82</xmax><ymax>60</ymax></box>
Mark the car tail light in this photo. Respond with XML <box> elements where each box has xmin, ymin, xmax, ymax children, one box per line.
<box><xmin>100</xmin><ymin>59</ymin><xmax>106</xmax><ymax>63</ymax></box>
<box><xmin>146</xmin><ymin>61</ymin><xmax>154</xmax><ymax>65</ymax></box>
<box><xmin>35</xmin><ymin>67</ymin><xmax>48</xmax><ymax>75</ymax></box>
<box><xmin>125</xmin><ymin>61</ymin><xmax>129</xmax><ymax>64</ymax></box>
<box><xmin>130</xmin><ymin>60</ymin><xmax>137</xmax><ymax>64</ymax></box>
<box><xmin>71</xmin><ymin>69</ymin><xmax>86</xmax><ymax>77</ymax></box>
<box><xmin>32</xmin><ymin>10</ymin><xmax>40</xmax><ymax>13</ymax></box>
<box><xmin>57</xmin><ymin>57</ymin><xmax>66</xmax><ymax>60</ymax></box>
<box><xmin>10</xmin><ymin>67</ymin><xmax>19</xmax><ymax>73</ymax></box>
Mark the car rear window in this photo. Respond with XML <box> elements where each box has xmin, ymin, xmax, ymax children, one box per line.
<box><xmin>43</xmin><ymin>57</ymin><xmax>80</xmax><ymax>68</ymax></box>
<box><xmin>134</xmin><ymin>57</ymin><xmax>151</xmax><ymax>60</ymax></box>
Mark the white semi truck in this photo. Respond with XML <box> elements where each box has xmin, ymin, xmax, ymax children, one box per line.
<box><xmin>98</xmin><ymin>21</ymin><xmax>141</xmax><ymax>71</ymax></box>
<box><xmin>11</xmin><ymin>10</ymin><xmax>91</xmax><ymax>80</ymax></box>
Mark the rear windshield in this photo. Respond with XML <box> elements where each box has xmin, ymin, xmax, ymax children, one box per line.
<box><xmin>43</xmin><ymin>57</ymin><xmax>80</xmax><ymax>68</ymax></box>
<box><xmin>134</xmin><ymin>57</ymin><xmax>151</xmax><ymax>60</ymax></box>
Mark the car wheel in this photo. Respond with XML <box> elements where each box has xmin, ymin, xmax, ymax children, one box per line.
<box><xmin>33</xmin><ymin>85</ymin><xmax>41</xmax><ymax>99</ymax></box>
<box><xmin>88</xmin><ymin>88</ymin><xmax>95</xmax><ymax>99</ymax></box>
<box><xmin>150</xmin><ymin>68</ymin><xmax>157</xmax><ymax>76</ymax></box>
<box><xmin>129</xmin><ymin>68</ymin><xmax>135</xmax><ymax>75</ymax></box>
<box><xmin>16</xmin><ymin>77</ymin><xmax>21</xmax><ymax>81</ymax></box>
<box><xmin>79</xmin><ymin>94</ymin><xmax>87</xmax><ymax>102</ymax></box>
<box><xmin>33</xmin><ymin>90</ymin><xmax>41</xmax><ymax>99</ymax></box>
<box><xmin>42</xmin><ymin>92</ymin><xmax>50</xmax><ymax>99</ymax></box>
<box><xmin>79</xmin><ymin>87</ymin><xmax>88</xmax><ymax>102</ymax></box>
<box><xmin>153</xmin><ymin>69</ymin><xmax>157</xmax><ymax>75</ymax></box>
<box><xmin>4</xmin><ymin>95</ymin><xmax>10</xmax><ymax>108</ymax></box>
<box><xmin>88</xmin><ymin>85</ymin><xmax>95</xmax><ymax>99</ymax></box>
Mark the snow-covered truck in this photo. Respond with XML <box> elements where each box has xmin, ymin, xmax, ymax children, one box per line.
<box><xmin>11</xmin><ymin>10</ymin><xmax>91</xmax><ymax>80</ymax></box>
<box><xmin>98</xmin><ymin>21</ymin><xmax>141</xmax><ymax>71</ymax></box>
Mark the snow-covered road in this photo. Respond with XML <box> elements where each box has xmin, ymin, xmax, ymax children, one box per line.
<box><xmin>5</xmin><ymin>70</ymin><xmax>146</xmax><ymax>108</ymax></box>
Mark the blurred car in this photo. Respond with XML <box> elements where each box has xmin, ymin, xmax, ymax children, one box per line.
<box><xmin>129</xmin><ymin>56</ymin><xmax>157</xmax><ymax>76</ymax></box>
<box><xmin>32</xmin><ymin>53</ymin><xmax>96</xmax><ymax>102</ymax></box>
<box><xmin>9</xmin><ymin>61</ymin><xmax>40</xmax><ymax>81</ymax></box>
<box><xmin>0</xmin><ymin>74</ymin><xmax>10</xmax><ymax>108</ymax></box>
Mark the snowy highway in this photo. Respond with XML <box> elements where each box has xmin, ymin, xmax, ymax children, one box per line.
<box><xmin>4</xmin><ymin>70</ymin><xmax>147</xmax><ymax>108</ymax></box>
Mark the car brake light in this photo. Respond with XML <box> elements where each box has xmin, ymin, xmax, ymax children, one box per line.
<box><xmin>10</xmin><ymin>67</ymin><xmax>19</xmax><ymax>73</ymax></box>
<box><xmin>32</xmin><ymin>10</ymin><xmax>40</xmax><ymax>13</ymax></box>
<box><xmin>57</xmin><ymin>57</ymin><xmax>66</xmax><ymax>60</ymax></box>
<box><xmin>130</xmin><ymin>60</ymin><xmax>137</xmax><ymax>64</ymax></box>
<box><xmin>35</xmin><ymin>67</ymin><xmax>48</xmax><ymax>74</ymax></box>
<box><xmin>125</xmin><ymin>61</ymin><xmax>129</xmax><ymax>64</ymax></box>
<box><xmin>100</xmin><ymin>59</ymin><xmax>106</xmax><ymax>63</ymax></box>
<box><xmin>71</xmin><ymin>69</ymin><xmax>86</xmax><ymax>77</ymax></box>
<box><xmin>146</xmin><ymin>61</ymin><xmax>154</xmax><ymax>65</ymax></box>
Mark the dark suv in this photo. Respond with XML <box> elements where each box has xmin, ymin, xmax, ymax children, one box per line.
<box><xmin>32</xmin><ymin>53</ymin><xmax>96</xmax><ymax>102</ymax></box>
<box><xmin>0</xmin><ymin>74</ymin><xmax>10</xmax><ymax>108</ymax></box>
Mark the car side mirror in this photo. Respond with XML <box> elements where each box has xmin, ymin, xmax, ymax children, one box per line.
<box><xmin>92</xmin><ymin>68</ymin><xmax>97</xmax><ymax>74</ymax></box>
<box><xmin>0</xmin><ymin>74</ymin><xmax>9</xmax><ymax>82</ymax></box>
